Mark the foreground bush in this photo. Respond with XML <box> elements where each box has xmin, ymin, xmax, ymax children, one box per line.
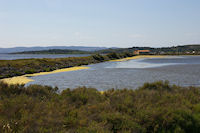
<box><xmin>0</xmin><ymin>81</ymin><xmax>200</xmax><ymax>132</ymax></box>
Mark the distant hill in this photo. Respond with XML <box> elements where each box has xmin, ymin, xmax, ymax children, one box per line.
<box><xmin>2</xmin><ymin>44</ymin><xmax>200</xmax><ymax>54</ymax></box>
<box><xmin>155</xmin><ymin>44</ymin><xmax>200</xmax><ymax>53</ymax></box>
<box><xmin>96</xmin><ymin>44</ymin><xmax>200</xmax><ymax>54</ymax></box>
<box><xmin>14</xmin><ymin>49</ymin><xmax>91</xmax><ymax>54</ymax></box>
<box><xmin>0</xmin><ymin>46</ymin><xmax>109</xmax><ymax>53</ymax></box>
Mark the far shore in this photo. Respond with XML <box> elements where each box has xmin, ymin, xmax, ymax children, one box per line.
<box><xmin>1</xmin><ymin>55</ymin><xmax>167</xmax><ymax>85</ymax></box>
<box><xmin>110</xmin><ymin>55</ymin><xmax>166</xmax><ymax>62</ymax></box>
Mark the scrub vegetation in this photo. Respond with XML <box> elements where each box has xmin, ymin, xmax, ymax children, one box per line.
<box><xmin>0</xmin><ymin>81</ymin><xmax>200</xmax><ymax>133</ymax></box>
<box><xmin>0</xmin><ymin>52</ymin><xmax>134</xmax><ymax>79</ymax></box>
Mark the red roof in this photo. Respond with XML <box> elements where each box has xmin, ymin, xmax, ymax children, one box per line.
<box><xmin>135</xmin><ymin>50</ymin><xmax>150</xmax><ymax>52</ymax></box>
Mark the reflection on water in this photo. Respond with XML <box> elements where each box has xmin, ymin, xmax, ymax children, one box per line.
<box><xmin>106</xmin><ymin>59</ymin><xmax>176</xmax><ymax>68</ymax></box>
<box><xmin>27</xmin><ymin>56</ymin><xmax>200</xmax><ymax>91</ymax></box>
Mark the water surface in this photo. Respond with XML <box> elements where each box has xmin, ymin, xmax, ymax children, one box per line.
<box><xmin>27</xmin><ymin>56</ymin><xmax>200</xmax><ymax>91</ymax></box>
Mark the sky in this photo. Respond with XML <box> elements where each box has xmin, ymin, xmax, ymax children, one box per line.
<box><xmin>0</xmin><ymin>0</ymin><xmax>200</xmax><ymax>48</ymax></box>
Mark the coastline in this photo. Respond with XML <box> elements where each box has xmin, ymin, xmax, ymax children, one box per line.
<box><xmin>1</xmin><ymin>66</ymin><xmax>90</xmax><ymax>85</ymax></box>
<box><xmin>1</xmin><ymin>55</ymin><xmax>166</xmax><ymax>85</ymax></box>
<box><xmin>110</xmin><ymin>55</ymin><xmax>166</xmax><ymax>62</ymax></box>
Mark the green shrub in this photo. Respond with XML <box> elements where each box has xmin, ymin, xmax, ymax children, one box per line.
<box><xmin>92</xmin><ymin>54</ymin><xmax>105</xmax><ymax>62</ymax></box>
<box><xmin>139</xmin><ymin>80</ymin><xmax>172</xmax><ymax>91</ymax></box>
<box><xmin>0</xmin><ymin>81</ymin><xmax>199</xmax><ymax>132</ymax></box>
<box><xmin>107</xmin><ymin>52</ymin><xmax>119</xmax><ymax>59</ymax></box>
<box><xmin>25</xmin><ymin>69</ymin><xmax>36</xmax><ymax>74</ymax></box>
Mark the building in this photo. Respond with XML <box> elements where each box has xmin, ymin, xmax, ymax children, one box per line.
<box><xmin>134</xmin><ymin>50</ymin><xmax>150</xmax><ymax>55</ymax></box>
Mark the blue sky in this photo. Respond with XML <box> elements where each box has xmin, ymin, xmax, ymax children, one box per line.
<box><xmin>0</xmin><ymin>0</ymin><xmax>200</xmax><ymax>48</ymax></box>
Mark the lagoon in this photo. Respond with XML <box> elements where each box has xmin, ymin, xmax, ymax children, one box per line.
<box><xmin>27</xmin><ymin>56</ymin><xmax>200</xmax><ymax>91</ymax></box>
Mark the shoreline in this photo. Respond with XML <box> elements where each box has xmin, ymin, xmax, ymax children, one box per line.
<box><xmin>1</xmin><ymin>55</ymin><xmax>167</xmax><ymax>85</ymax></box>
<box><xmin>1</xmin><ymin>66</ymin><xmax>90</xmax><ymax>85</ymax></box>
<box><xmin>110</xmin><ymin>55</ymin><xmax>166</xmax><ymax>62</ymax></box>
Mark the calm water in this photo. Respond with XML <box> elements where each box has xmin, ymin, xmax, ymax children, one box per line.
<box><xmin>0</xmin><ymin>54</ymin><xmax>90</xmax><ymax>60</ymax></box>
<box><xmin>27</xmin><ymin>56</ymin><xmax>200</xmax><ymax>91</ymax></box>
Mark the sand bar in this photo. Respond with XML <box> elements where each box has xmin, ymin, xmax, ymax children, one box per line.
<box><xmin>1</xmin><ymin>55</ymin><xmax>166</xmax><ymax>85</ymax></box>
<box><xmin>25</xmin><ymin>66</ymin><xmax>90</xmax><ymax>77</ymax></box>
<box><xmin>1</xmin><ymin>76</ymin><xmax>34</xmax><ymax>85</ymax></box>
<box><xmin>110</xmin><ymin>55</ymin><xmax>166</xmax><ymax>62</ymax></box>
<box><xmin>1</xmin><ymin>66</ymin><xmax>90</xmax><ymax>85</ymax></box>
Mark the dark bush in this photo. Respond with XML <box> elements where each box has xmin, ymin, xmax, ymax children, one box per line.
<box><xmin>92</xmin><ymin>54</ymin><xmax>105</xmax><ymax>62</ymax></box>
<box><xmin>107</xmin><ymin>52</ymin><xmax>120</xmax><ymax>59</ymax></box>
<box><xmin>0</xmin><ymin>81</ymin><xmax>199</xmax><ymax>132</ymax></box>
<box><xmin>25</xmin><ymin>69</ymin><xmax>36</xmax><ymax>74</ymax></box>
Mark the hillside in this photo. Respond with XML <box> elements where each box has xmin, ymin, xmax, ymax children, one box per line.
<box><xmin>13</xmin><ymin>49</ymin><xmax>91</xmax><ymax>54</ymax></box>
<box><xmin>97</xmin><ymin>44</ymin><xmax>200</xmax><ymax>55</ymax></box>
<box><xmin>6</xmin><ymin>44</ymin><xmax>200</xmax><ymax>55</ymax></box>
<box><xmin>0</xmin><ymin>46</ymin><xmax>108</xmax><ymax>53</ymax></box>
<box><xmin>155</xmin><ymin>44</ymin><xmax>200</xmax><ymax>53</ymax></box>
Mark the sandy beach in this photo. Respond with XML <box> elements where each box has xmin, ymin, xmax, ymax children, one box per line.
<box><xmin>1</xmin><ymin>66</ymin><xmax>90</xmax><ymax>85</ymax></box>
<box><xmin>110</xmin><ymin>55</ymin><xmax>166</xmax><ymax>62</ymax></box>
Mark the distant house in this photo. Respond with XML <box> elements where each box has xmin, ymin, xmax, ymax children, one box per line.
<box><xmin>134</xmin><ymin>50</ymin><xmax>150</xmax><ymax>55</ymax></box>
